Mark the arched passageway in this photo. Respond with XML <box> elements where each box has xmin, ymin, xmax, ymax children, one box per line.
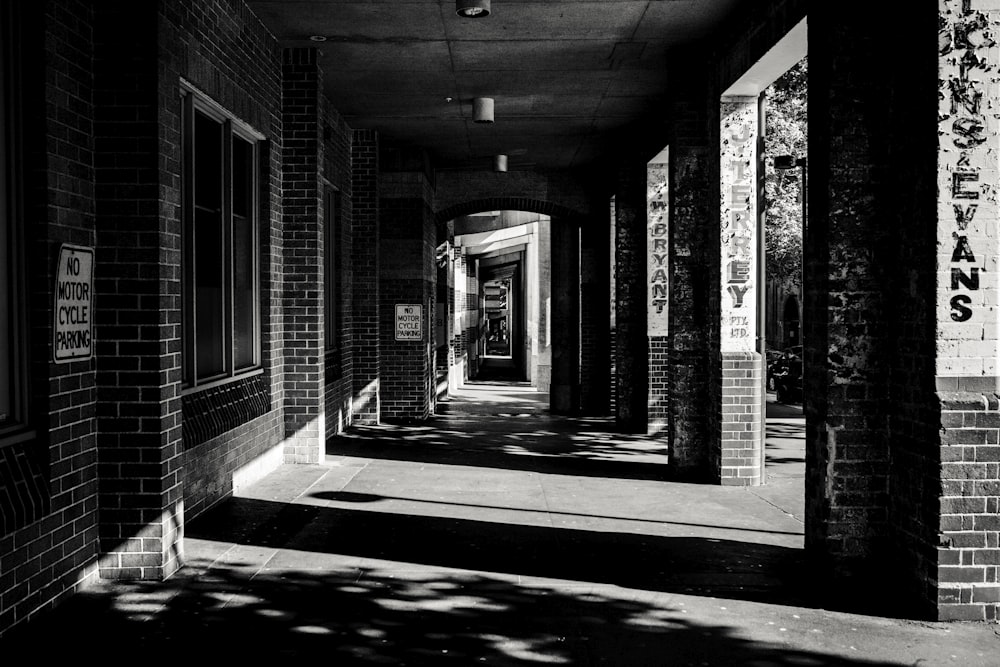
<box><xmin>436</xmin><ymin>199</ymin><xmax>608</xmax><ymax>418</ymax></box>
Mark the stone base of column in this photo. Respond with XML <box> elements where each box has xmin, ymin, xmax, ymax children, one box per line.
<box><xmin>719</xmin><ymin>351</ymin><xmax>764</xmax><ymax>486</ymax></box>
<box><xmin>550</xmin><ymin>383</ymin><xmax>579</xmax><ymax>414</ymax></box>
<box><xmin>352</xmin><ymin>382</ymin><xmax>380</xmax><ymax>425</ymax></box>
<box><xmin>283</xmin><ymin>418</ymin><xmax>325</xmax><ymax>464</ymax></box>
<box><xmin>99</xmin><ymin>507</ymin><xmax>183</xmax><ymax>581</ymax></box>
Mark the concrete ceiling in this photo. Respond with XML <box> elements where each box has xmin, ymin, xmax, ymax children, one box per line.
<box><xmin>246</xmin><ymin>0</ymin><xmax>749</xmax><ymax>173</ymax></box>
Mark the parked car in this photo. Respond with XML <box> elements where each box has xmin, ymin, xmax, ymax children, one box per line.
<box><xmin>765</xmin><ymin>347</ymin><xmax>784</xmax><ymax>391</ymax></box>
<box><xmin>772</xmin><ymin>345</ymin><xmax>803</xmax><ymax>404</ymax></box>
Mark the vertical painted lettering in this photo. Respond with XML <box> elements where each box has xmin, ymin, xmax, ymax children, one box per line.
<box><xmin>938</xmin><ymin>1</ymin><xmax>998</xmax><ymax>376</ymax></box>
<box><xmin>647</xmin><ymin>160</ymin><xmax>670</xmax><ymax>333</ymax></box>
<box><xmin>720</xmin><ymin>98</ymin><xmax>757</xmax><ymax>352</ymax></box>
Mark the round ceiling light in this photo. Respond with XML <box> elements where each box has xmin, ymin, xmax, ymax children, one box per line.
<box><xmin>456</xmin><ymin>0</ymin><xmax>491</xmax><ymax>18</ymax></box>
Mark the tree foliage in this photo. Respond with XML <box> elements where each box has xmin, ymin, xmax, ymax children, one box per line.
<box><xmin>764</xmin><ymin>57</ymin><xmax>807</xmax><ymax>286</ymax></box>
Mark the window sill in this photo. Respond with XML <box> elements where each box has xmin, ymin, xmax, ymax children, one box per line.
<box><xmin>0</xmin><ymin>428</ymin><xmax>37</xmax><ymax>450</ymax></box>
<box><xmin>182</xmin><ymin>367</ymin><xmax>264</xmax><ymax>397</ymax></box>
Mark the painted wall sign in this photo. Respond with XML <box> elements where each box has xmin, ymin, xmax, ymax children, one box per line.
<box><xmin>938</xmin><ymin>1</ymin><xmax>1000</xmax><ymax>377</ymax></box>
<box><xmin>720</xmin><ymin>98</ymin><xmax>758</xmax><ymax>353</ymax></box>
<box><xmin>395</xmin><ymin>304</ymin><xmax>423</xmax><ymax>341</ymax></box>
<box><xmin>53</xmin><ymin>243</ymin><xmax>94</xmax><ymax>363</ymax></box>
<box><xmin>647</xmin><ymin>160</ymin><xmax>670</xmax><ymax>336</ymax></box>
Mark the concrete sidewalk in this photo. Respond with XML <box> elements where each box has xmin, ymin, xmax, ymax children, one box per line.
<box><xmin>2</xmin><ymin>383</ymin><xmax>997</xmax><ymax>664</ymax></box>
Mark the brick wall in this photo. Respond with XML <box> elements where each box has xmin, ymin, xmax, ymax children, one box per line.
<box><xmin>94</xmin><ymin>1</ymin><xmax>183</xmax><ymax>579</ymax></box>
<box><xmin>435</xmin><ymin>170</ymin><xmax>591</xmax><ymax>222</ymax></box>
<box><xmin>667</xmin><ymin>142</ymin><xmax>711</xmax><ymax>475</ymax></box>
<box><xmin>716</xmin><ymin>97</ymin><xmax>763</xmax><ymax>486</ymax></box>
<box><xmin>806</xmin><ymin>5</ymin><xmax>893</xmax><ymax>587</ymax></box>
<box><xmin>158</xmin><ymin>0</ymin><xmax>285</xmax><ymax>522</ymax></box>
<box><xmin>932</xmin><ymin>1</ymin><xmax>1000</xmax><ymax>621</ymax></box>
<box><xmin>0</xmin><ymin>0</ymin><xmax>101</xmax><ymax>633</ymax></box>
<box><xmin>379</xmin><ymin>169</ymin><xmax>436</xmax><ymax>420</ymax></box>
<box><xmin>879</xmin><ymin>3</ymin><xmax>940</xmax><ymax>620</ymax></box>
<box><xmin>648</xmin><ymin>338</ymin><xmax>670</xmax><ymax>435</ymax></box>
<box><xmin>435</xmin><ymin>236</ymin><xmax>452</xmax><ymax>401</ymax></box>
<box><xmin>550</xmin><ymin>217</ymin><xmax>580</xmax><ymax>414</ymax></box>
<box><xmin>452</xmin><ymin>250</ymin><xmax>468</xmax><ymax>385</ymax></box>
<box><xmin>613</xmin><ymin>161</ymin><xmax>648</xmax><ymax>433</ymax></box>
<box><xmin>351</xmin><ymin>129</ymin><xmax>380</xmax><ymax>423</ymax></box>
<box><xmin>580</xmin><ymin>213</ymin><xmax>611</xmax><ymax>415</ymax></box>
<box><xmin>323</xmin><ymin>96</ymin><xmax>355</xmax><ymax>436</ymax></box>
<box><xmin>466</xmin><ymin>257</ymin><xmax>481</xmax><ymax>378</ymax></box>
<box><xmin>647</xmin><ymin>161</ymin><xmax>669</xmax><ymax>435</ymax></box>
<box><xmin>281</xmin><ymin>48</ymin><xmax>325</xmax><ymax>463</ymax></box>
<box><xmin>937</xmin><ymin>394</ymin><xmax>1000</xmax><ymax>621</ymax></box>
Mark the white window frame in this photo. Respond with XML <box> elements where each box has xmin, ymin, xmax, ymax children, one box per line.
<box><xmin>180</xmin><ymin>82</ymin><xmax>264</xmax><ymax>392</ymax></box>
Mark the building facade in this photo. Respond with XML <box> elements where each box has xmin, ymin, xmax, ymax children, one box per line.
<box><xmin>1</xmin><ymin>0</ymin><xmax>998</xmax><ymax>635</ymax></box>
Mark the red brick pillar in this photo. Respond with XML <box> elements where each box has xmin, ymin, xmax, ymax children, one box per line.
<box><xmin>94</xmin><ymin>1</ymin><xmax>182</xmax><ymax>579</ymax></box>
<box><xmin>281</xmin><ymin>48</ymin><xmax>325</xmax><ymax>462</ymax></box>
<box><xmin>647</xmin><ymin>160</ymin><xmax>670</xmax><ymax>435</ymax></box>
<box><xmin>535</xmin><ymin>219</ymin><xmax>552</xmax><ymax>393</ymax></box>
<box><xmin>466</xmin><ymin>255</ymin><xmax>480</xmax><ymax>378</ymax></box>
<box><xmin>614</xmin><ymin>161</ymin><xmax>648</xmax><ymax>432</ymax></box>
<box><xmin>452</xmin><ymin>247</ymin><xmax>469</xmax><ymax>387</ymax></box>
<box><xmin>580</xmin><ymin>211</ymin><xmax>611</xmax><ymax>415</ymax></box>
<box><xmin>666</xmin><ymin>67</ymin><xmax>713</xmax><ymax>478</ymax></box>
<box><xmin>435</xmin><ymin>220</ymin><xmax>454</xmax><ymax>401</ymax></box>
<box><xmin>351</xmin><ymin>130</ymin><xmax>380</xmax><ymax>424</ymax></box>
<box><xmin>717</xmin><ymin>97</ymin><xmax>763</xmax><ymax>486</ymax></box>
<box><xmin>550</xmin><ymin>217</ymin><xmax>580</xmax><ymax>414</ymax></box>
<box><xmin>806</xmin><ymin>4</ymin><xmax>896</xmax><ymax>601</ymax></box>
<box><xmin>935</xmin><ymin>0</ymin><xmax>1000</xmax><ymax>622</ymax></box>
<box><xmin>379</xmin><ymin>172</ymin><xmax>436</xmax><ymax>421</ymax></box>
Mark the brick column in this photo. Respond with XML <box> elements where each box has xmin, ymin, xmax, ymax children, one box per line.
<box><xmin>668</xmin><ymin>147</ymin><xmax>712</xmax><ymax>474</ymax></box>
<box><xmin>935</xmin><ymin>0</ymin><xmax>1000</xmax><ymax>622</ymax></box>
<box><xmin>435</xmin><ymin>220</ymin><xmax>453</xmax><ymax>402</ymax></box>
<box><xmin>550</xmin><ymin>217</ymin><xmax>580</xmax><ymax>414</ymax></box>
<box><xmin>380</xmin><ymin>173</ymin><xmax>436</xmax><ymax>421</ymax></box>
<box><xmin>666</xmin><ymin>67</ymin><xmax>713</xmax><ymax>477</ymax></box>
<box><xmin>466</xmin><ymin>256</ymin><xmax>480</xmax><ymax>377</ymax></box>
<box><xmin>451</xmin><ymin>247</ymin><xmax>468</xmax><ymax>389</ymax></box>
<box><xmin>718</xmin><ymin>97</ymin><xmax>763</xmax><ymax>486</ymax></box>
<box><xmin>614</xmin><ymin>161</ymin><xmax>648</xmax><ymax>432</ymax></box>
<box><xmin>580</xmin><ymin>212</ymin><xmax>611</xmax><ymax>415</ymax></box>
<box><xmin>807</xmin><ymin>6</ymin><xmax>892</xmax><ymax>589</ymax></box>
<box><xmin>94</xmin><ymin>1</ymin><xmax>182</xmax><ymax>579</ymax></box>
<box><xmin>647</xmin><ymin>160</ymin><xmax>670</xmax><ymax>435</ymax></box>
<box><xmin>351</xmin><ymin>129</ymin><xmax>379</xmax><ymax>423</ymax></box>
<box><xmin>281</xmin><ymin>48</ymin><xmax>325</xmax><ymax>462</ymax></box>
<box><xmin>535</xmin><ymin>218</ymin><xmax>552</xmax><ymax>394</ymax></box>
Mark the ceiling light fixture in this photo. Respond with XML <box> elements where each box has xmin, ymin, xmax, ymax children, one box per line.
<box><xmin>494</xmin><ymin>155</ymin><xmax>508</xmax><ymax>172</ymax></box>
<box><xmin>456</xmin><ymin>0</ymin><xmax>491</xmax><ymax>18</ymax></box>
<box><xmin>473</xmin><ymin>97</ymin><xmax>494</xmax><ymax>123</ymax></box>
<box><xmin>308</xmin><ymin>35</ymin><xmax>327</xmax><ymax>42</ymax></box>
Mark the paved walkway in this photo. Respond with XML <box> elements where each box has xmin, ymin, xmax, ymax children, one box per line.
<box><xmin>2</xmin><ymin>382</ymin><xmax>998</xmax><ymax>664</ymax></box>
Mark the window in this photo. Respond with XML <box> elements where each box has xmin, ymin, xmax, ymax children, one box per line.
<box><xmin>0</xmin><ymin>2</ymin><xmax>28</xmax><ymax>441</ymax></box>
<box><xmin>181</xmin><ymin>86</ymin><xmax>262</xmax><ymax>388</ymax></box>
<box><xmin>324</xmin><ymin>185</ymin><xmax>340</xmax><ymax>354</ymax></box>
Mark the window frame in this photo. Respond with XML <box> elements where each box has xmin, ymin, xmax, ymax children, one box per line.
<box><xmin>0</xmin><ymin>1</ymin><xmax>30</xmax><ymax>446</ymax></box>
<box><xmin>180</xmin><ymin>82</ymin><xmax>264</xmax><ymax>392</ymax></box>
